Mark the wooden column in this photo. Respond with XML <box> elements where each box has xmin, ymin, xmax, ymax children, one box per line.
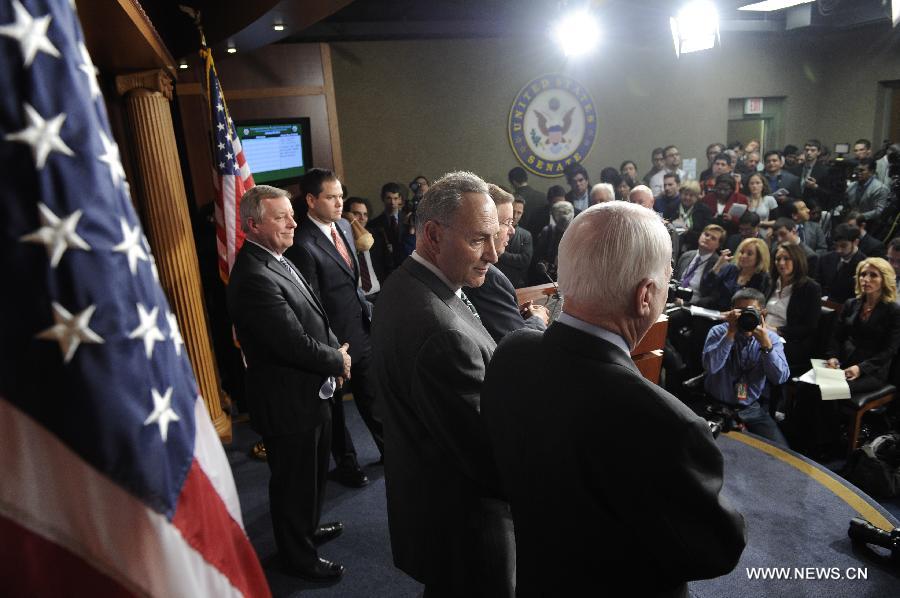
<box><xmin>116</xmin><ymin>69</ymin><xmax>232</xmax><ymax>442</ymax></box>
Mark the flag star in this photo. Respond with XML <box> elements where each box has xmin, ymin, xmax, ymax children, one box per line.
<box><xmin>5</xmin><ymin>103</ymin><xmax>74</xmax><ymax>169</ymax></box>
<box><xmin>225</xmin><ymin>152</ymin><xmax>233</xmax><ymax>160</ymax></box>
<box><xmin>143</xmin><ymin>387</ymin><xmax>180</xmax><ymax>442</ymax></box>
<box><xmin>0</xmin><ymin>0</ymin><xmax>61</xmax><ymax>67</ymax></box>
<box><xmin>20</xmin><ymin>203</ymin><xmax>91</xmax><ymax>267</ymax></box>
<box><xmin>166</xmin><ymin>311</ymin><xmax>184</xmax><ymax>356</ymax></box>
<box><xmin>77</xmin><ymin>41</ymin><xmax>100</xmax><ymax>98</ymax></box>
<box><xmin>217</xmin><ymin>141</ymin><xmax>224</xmax><ymax>150</ymax></box>
<box><xmin>218</xmin><ymin>161</ymin><xmax>225</xmax><ymax>169</ymax></box>
<box><xmin>216</xmin><ymin>102</ymin><xmax>223</xmax><ymax>112</ymax></box>
<box><xmin>216</xmin><ymin>122</ymin><xmax>224</xmax><ymax>131</ymax></box>
<box><xmin>128</xmin><ymin>303</ymin><xmax>165</xmax><ymax>359</ymax></box>
<box><xmin>113</xmin><ymin>218</ymin><xmax>148</xmax><ymax>275</ymax></box>
<box><xmin>98</xmin><ymin>130</ymin><xmax>126</xmax><ymax>188</ymax></box>
<box><xmin>36</xmin><ymin>303</ymin><xmax>104</xmax><ymax>363</ymax></box>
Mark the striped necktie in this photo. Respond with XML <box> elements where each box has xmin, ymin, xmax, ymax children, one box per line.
<box><xmin>459</xmin><ymin>290</ymin><xmax>480</xmax><ymax>319</ymax></box>
<box><xmin>331</xmin><ymin>226</ymin><xmax>353</xmax><ymax>269</ymax></box>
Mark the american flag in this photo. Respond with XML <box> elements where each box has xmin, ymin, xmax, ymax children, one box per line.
<box><xmin>202</xmin><ymin>45</ymin><xmax>254</xmax><ymax>283</ymax></box>
<box><xmin>0</xmin><ymin>1</ymin><xmax>269</xmax><ymax>595</ymax></box>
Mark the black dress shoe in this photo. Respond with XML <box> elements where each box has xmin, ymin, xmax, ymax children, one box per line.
<box><xmin>285</xmin><ymin>557</ymin><xmax>343</xmax><ymax>582</ymax></box>
<box><xmin>329</xmin><ymin>465</ymin><xmax>369</xmax><ymax>488</ymax></box>
<box><xmin>313</xmin><ymin>521</ymin><xmax>344</xmax><ymax>545</ymax></box>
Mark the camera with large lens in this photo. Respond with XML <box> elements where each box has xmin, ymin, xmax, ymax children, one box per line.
<box><xmin>737</xmin><ymin>306</ymin><xmax>761</xmax><ymax>332</ymax></box>
<box><xmin>667</xmin><ymin>279</ymin><xmax>693</xmax><ymax>304</ymax></box>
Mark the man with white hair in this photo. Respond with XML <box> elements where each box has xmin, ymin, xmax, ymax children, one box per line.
<box><xmin>589</xmin><ymin>182</ymin><xmax>614</xmax><ymax>205</ymax></box>
<box><xmin>482</xmin><ymin>202</ymin><xmax>746</xmax><ymax>597</ymax></box>
<box><xmin>628</xmin><ymin>184</ymin><xmax>655</xmax><ymax>209</ymax></box>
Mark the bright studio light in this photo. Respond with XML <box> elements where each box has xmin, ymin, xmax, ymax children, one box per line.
<box><xmin>670</xmin><ymin>1</ymin><xmax>719</xmax><ymax>58</ymax></box>
<box><xmin>893</xmin><ymin>0</ymin><xmax>900</xmax><ymax>27</ymax></box>
<box><xmin>552</xmin><ymin>10</ymin><xmax>600</xmax><ymax>57</ymax></box>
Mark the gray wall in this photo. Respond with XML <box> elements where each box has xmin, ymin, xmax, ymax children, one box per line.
<box><xmin>330</xmin><ymin>23</ymin><xmax>900</xmax><ymax>212</ymax></box>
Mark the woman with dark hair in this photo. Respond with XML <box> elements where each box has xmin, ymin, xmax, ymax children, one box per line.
<box><xmin>615</xmin><ymin>176</ymin><xmax>635</xmax><ymax>202</ymax></box>
<box><xmin>745</xmin><ymin>172</ymin><xmax>777</xmax><ymax>224</ymax></box>
<box><xmin>620</xmin><ymin>160</ymin><xmax>638</xmax><ymax>183</ymax></box>
<box><xmin>765</xmin><ymin>242</ymin><xmax>822</xmax><ymax>376</ymax></box>
<box><xmin>700</xmin><ymin>237</ymin><xmax>771</xmax><ymax>310</ymax></box>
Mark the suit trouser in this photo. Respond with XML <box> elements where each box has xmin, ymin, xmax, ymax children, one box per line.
<box><xmin>423</xmin><ymin>498</ymin><xmax>516</xmax><ymax>598</ymax></box>
<box><xmin>331</xmin><ymin>358</ymin><xmax>385</xmax><ymax>465</ymax></box>
<box><xmin>264</xmin><ymin>411</ymin><xmax>332</xmax><ymax>570</ymax></box>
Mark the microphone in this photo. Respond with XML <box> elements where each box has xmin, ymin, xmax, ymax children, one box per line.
<box><xmin>536</xmin><ymin>262</ymin><xmax>560</xmax><ymax>298</ymax></box>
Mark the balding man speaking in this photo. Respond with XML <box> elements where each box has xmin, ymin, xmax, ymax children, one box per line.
<box><xmin>371</xmin><ymin>171</ymin><xmax>513</xmax><ymax>597</ymax></box>
<box><xmin>482</xmin><ymin>202</ymin><xmax>746</xmax><ymax>598</ymax></box>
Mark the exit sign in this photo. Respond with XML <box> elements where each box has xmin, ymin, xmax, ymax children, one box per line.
<box><xmin>744</xmin><ymin>98</ymin><xmax>763</xmax><ymax>114</ymax></box>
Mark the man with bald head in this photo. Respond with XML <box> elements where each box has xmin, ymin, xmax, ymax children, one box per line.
<box><xmin>371</xmin><ymin>171</ymin><xmax>513</xmax><ymax>597</ymax></box>
<box><xmin>482</xmin><ymin>202</ymin><xmax>746</xmax><ymax>597</ymax></box>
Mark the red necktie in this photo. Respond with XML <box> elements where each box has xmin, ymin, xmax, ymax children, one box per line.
<box><xmin>358</xmin><ymin>251</ymin><xmax>372</xmax><ymax>292</ymax></box>
<box><xmin>332</xmin><ymin>226</ymin><xmax>353</xmax><ymax>270</ymax></box>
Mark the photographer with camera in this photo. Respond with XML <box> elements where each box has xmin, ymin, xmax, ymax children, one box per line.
<box><xmin>702</xmin><ymin>288</ymin><xmax>790</xmax><ymax>445</ymax></box>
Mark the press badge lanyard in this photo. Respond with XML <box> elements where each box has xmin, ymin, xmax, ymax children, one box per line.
<box><xmin>732</xmin><ymin>338</ymin><xmax>757</xmax><ymax>404</ymax></box>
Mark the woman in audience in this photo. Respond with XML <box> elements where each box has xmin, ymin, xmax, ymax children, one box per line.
<box><xmin>745</xmin><ymin>172</ymin><xmax>777</xmax><ymax>225</ymax></box>
<box><xmin>700</xmin><ymin>237</ymin><xmax>771</xmax><ymax>311</ymax></box>
<box><xmin>620</xmin><ymin>160</ymin><xmax>639</xmax><ymax>183</ymax></box>
<box><xmin>787</xmin><ymin>258</ymin><xmax>900</xmax><ymax>456</ymax></box>
<box><xmin>826</xmin><ymin>258</ymin><xmax>900</xmax><ymax>393</ymax></box>
<box><xmin>615</xmin><ymin>175</ymin><xmax>635</xmax><ymax>201</ymax></box>
<box><xmin>765</xmin><ymin>242</ymin><xmax>821</xmax><ymax>376</ymax></box>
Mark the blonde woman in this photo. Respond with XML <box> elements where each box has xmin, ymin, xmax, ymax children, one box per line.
<box><xmin>701</xmin><ymin>237</ymin><xmax>771</xmax><ymax>311</ymax></box>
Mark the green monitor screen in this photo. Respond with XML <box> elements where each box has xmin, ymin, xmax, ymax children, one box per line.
<box><xmin>235</xmin><ymin>118</ymin><xmax>312</xmax><ymax>185</ymax></box>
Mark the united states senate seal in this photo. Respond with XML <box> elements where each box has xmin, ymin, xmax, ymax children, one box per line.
<box><xmin>508</xmin><ymin>74</ymin><xmax>597</xmax><ymax>177</ymax></box>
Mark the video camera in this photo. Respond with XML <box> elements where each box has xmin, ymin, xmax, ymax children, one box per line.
<box><xmin>848</xmin><ymin>518</ymin><xmax>900</xmax><ymax>565</ymax></box>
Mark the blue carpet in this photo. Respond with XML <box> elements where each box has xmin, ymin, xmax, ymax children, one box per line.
<box><xmin>228</xmin><ymin>404</ymin><xmax>900</xmax><ymax>597</ymax></box>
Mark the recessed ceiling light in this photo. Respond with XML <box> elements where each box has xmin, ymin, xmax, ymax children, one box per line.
<box><xmin>739</xmin><ymin>0</ymin><xmax>814</xmax><ymax>11</ymax></box>
<box><xmin>273</xmin><ymin>24</ymin><xmax>285</xmax><ymax>31</ymax></box>
<box><xmin>178</xmin><ymin>61</ymin><xmax>188</xmax><ymax>70</ymax></box>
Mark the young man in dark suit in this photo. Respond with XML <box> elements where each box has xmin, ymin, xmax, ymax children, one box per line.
<box><xmin>286</xmin><ymin>169</ymin><xmax>384</xmax><ymax>488</ymax></box>
<box><xmin>816</xmin><ymin>223</ymin><xmax>867</xmax><ymax>304</ymax></box>
<box><xmin>371</xmin><ymin>172</ymin><xmax>513</xmax><ymax>597</ymax></box>
<box><xmin>481</xmin><ymin>202</ymin><xmax>745</xmax><ymax>597</ymax></box>
<box><xmin>366</xmin><ymin>182</ymin><xmax>406</xmax><ymax>275</ymax></box>
<box><xmin>227</xmin><ymin>185</ymin><xmax>350</xmax><ymax>581</ymax></box>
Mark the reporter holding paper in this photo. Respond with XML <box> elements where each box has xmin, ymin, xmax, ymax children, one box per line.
<box><xmin>825</xmin><ymin>258</ymin><xmax>900</xmax><ymax>391</ymax></box>
<box><xmin>787</xmin><ymin>258</ymin><xmax>900</xmax><ymax>456</ymax></box>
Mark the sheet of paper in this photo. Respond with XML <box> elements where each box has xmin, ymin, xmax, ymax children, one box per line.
<box><xmin>810</xmin><ymin>358</ymin><xmax>852</xmax><ymax>401</ymax></box>
<box><xmin>728</xmin><ymin>203</ymin><xmax>747</xmax><ymax>218</ymax></box>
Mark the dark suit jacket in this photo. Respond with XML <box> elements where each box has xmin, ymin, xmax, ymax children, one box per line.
<box><xmin>766</xmin><ymin>278</ymin><xmax>821</xmax><ymax>372</ymax></box>
<box><xmin>464</xmin><ymin>264</ymin><xmax>546</xmax><ymax>343</ymax></box>
<box><xmin>665</xmin><ymin>201</ymin><xmax>712</xmax><ymax>253</ymax></box>
<box><xmin>496</xmin><ymin>226</ymin><xmax>533</xmax><ymax>288</ymax></box>
<box><xmin>816</xmin><ymin>250</ymin><xmax>866</xmax><ymax>304</ymax></box>
<box><xmin>827</xmin><ymin>298</ymin><xmax>900</xmax><ymax>384</ymax></box>
<box><xmin>798</xmin><ymin>220</ymin><xmax>827</xmax><ymax>254</ymax></box>
<box><xmin>513</xmin><ymin>185</ymin><xmax>546</xmax><ymax>233</ymax></box>
<box><xmin>859</xmin><ymin>232</ymin><xmax>886</xmax><ymax>259</ymax></box>
<box><xmin>481</xmin><ymin>323</ymin><xmax>746</xmax><ymax>597</ymax></box>
<box><xmin>227</xmin><ymin>242</ymin><xmax>343</xmax><ymax>436</ymax></box>
<box><xmin>287</xmin><ymin>217</ymin><xmax>372</xmax><ymax>363</ymax></box>
<box><xmin>790</xmin><ymin>161</ymin><xmax>834</xmax><ymax>206</ymax></box>
<box><xmin>676</xmin><ymin>249</ymin><xmax>717</xmax><ymax>302</ymax></box>
<box><xmin>370</xmin><ymin>257</ymin><xmax>500</xmax><ymax>586</ymax></box>
<box><xmin>764</xmin><ymin>170</ymin><xmax>801</xmax><ymax>199</ymax></box>
<box><xmin>368</xmin><ymin>210</ymin><xmax>403</xmax><ymax>274</ymax></box>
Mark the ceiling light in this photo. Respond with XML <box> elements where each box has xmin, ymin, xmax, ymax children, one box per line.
<box><xmin>273</xmin><ymin>24</ymin><xmax>285</xmax><ymax>31</ymax></box>
<box><xmin>178</xmin><ymin>61</ymin><xmax>188</xmax><ymax>70</ymax></box>
<box><xmin>551</xmin><ymin>10</ymin><xmax>600</xmax><ymax>57</ymax></box>
<box><xmin>226</xmin><ymin>42</ymin><xmax>237</xmax><ymax>54</ymax></box>
<box><xmin>738</xmin><ymin>0</ymin><xmax>814</xmax><ymax>11</ymax></box>
<box><xmin>670</xmin><ymin>1</ymin><xmax>719</xmax><ymax>58</ymax></box>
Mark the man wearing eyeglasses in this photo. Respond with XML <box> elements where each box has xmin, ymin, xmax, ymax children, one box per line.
<box><xmin>465</xmin><ymin>185</ymin><xmax>549</xmax><ymax>343</ymax></box>
<box><xmin>649</xmin><ymin>144</ymin><xmax>686</xmax><ymax>197</ymax></box>
<box><xmin>371</xmin><ymin>171</ymin><xmax>514</xmax><ymax>597</ymax></box>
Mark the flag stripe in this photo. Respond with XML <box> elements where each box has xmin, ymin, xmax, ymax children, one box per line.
<box><xmin>0</xmin><ymin>516</ymin><xmax>133</xmax><ymax>598</ymax></box>
<box><xmin>173</xmin><ymin>460</ymin><xmax>269</xmax><ymax>598</ymax></box>
<box><xmin>0</xmin><ymin>398</ymin><xmax>252</xmax><ymax>598</ymax></box>
<box><xmin>192</xmin><ymin>396</ymin><xmax>244</xmax><ymax>527</ymax></box>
